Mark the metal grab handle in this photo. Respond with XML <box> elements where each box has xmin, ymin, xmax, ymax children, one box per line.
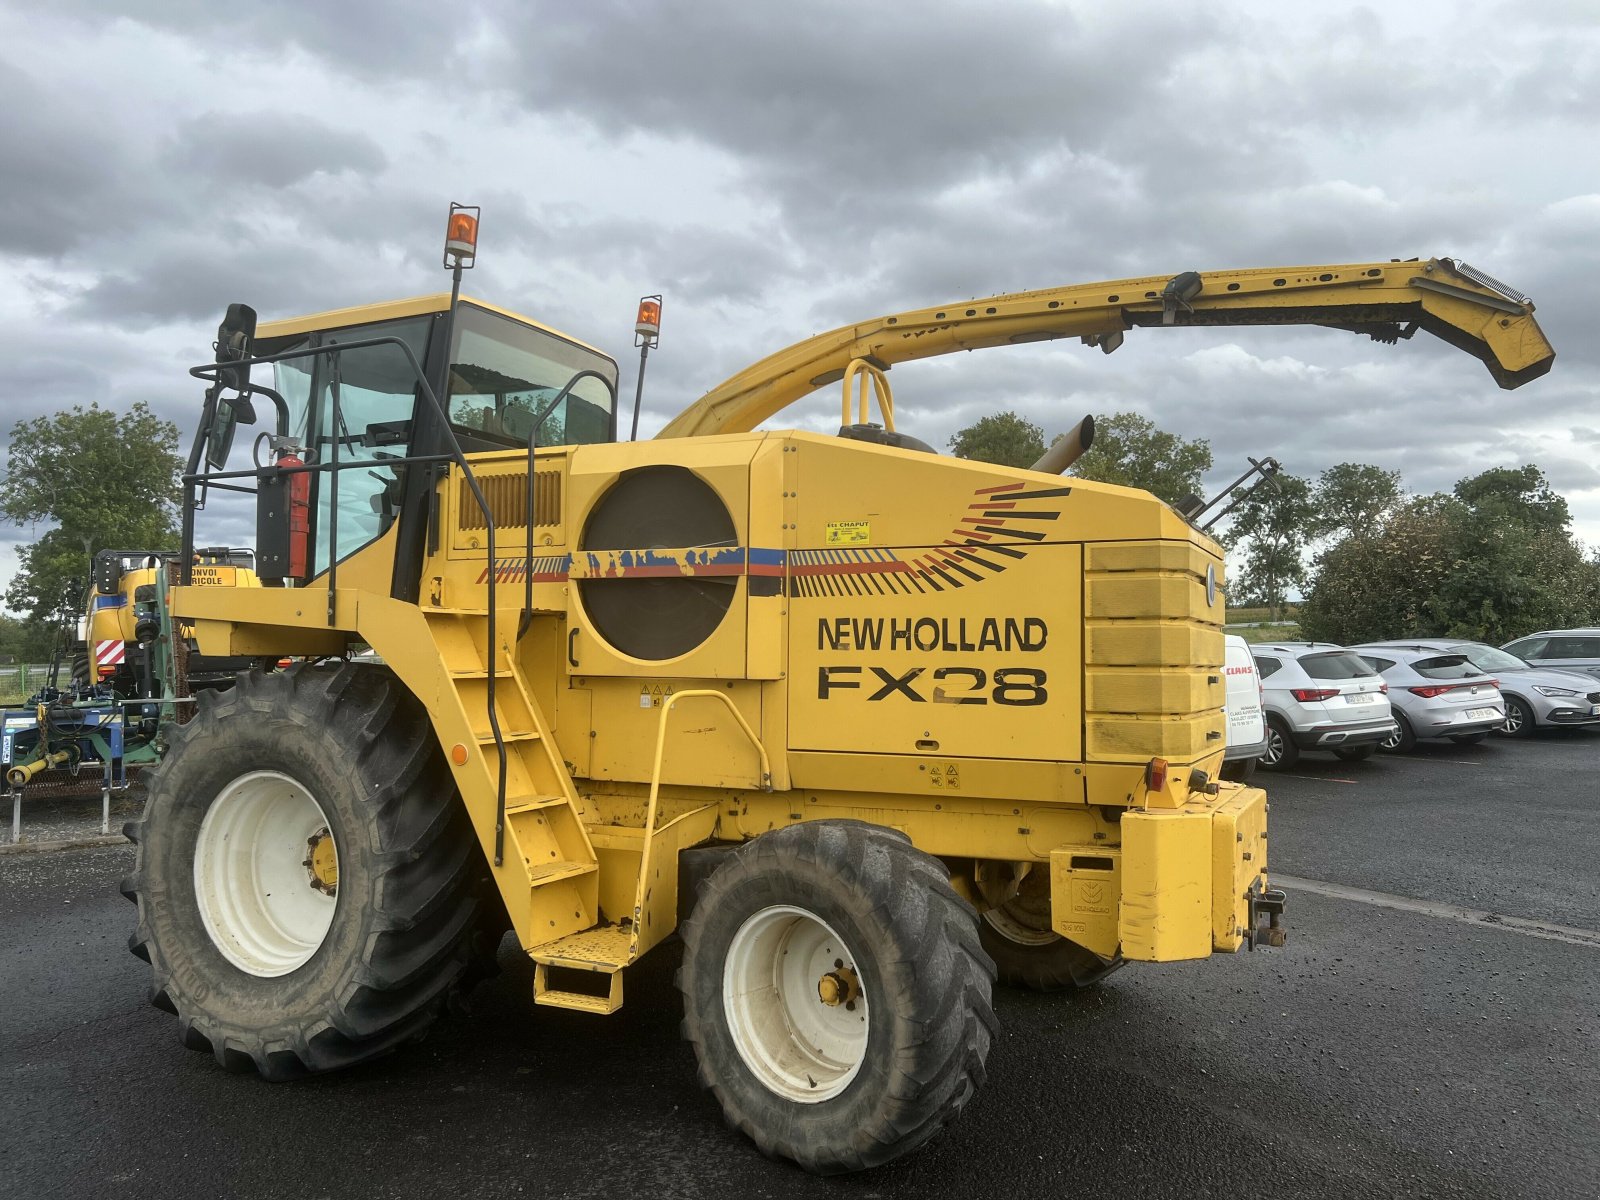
<box><xmin>630</xmin><ymin>689</ymin><xmax>772</xmax><ymax>947</ymax></box>
<box><xmin>567</xmin><ymin>628</ymin><xmax>579</xmax><ymax>667</ymax></box>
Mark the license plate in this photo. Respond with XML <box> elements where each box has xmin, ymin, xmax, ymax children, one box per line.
<box><xmin>1465</xmin><ymin>707</ymin><xmax>1500</xmax><ymax>720</ymax></box>
<box><xmin>1589</xmin><ymin>704</ymin><xmax>1600</xmax><ymax>716</ymax></box>
<box><xmin>190</xmin><ymin>566</ymin><xmax>238</xmax><ymax>587</ymax></box>
<box><xmin>1345</xmin><ymin>692</ymin><xmax>1378</xmax><ymax>704</ymax></box>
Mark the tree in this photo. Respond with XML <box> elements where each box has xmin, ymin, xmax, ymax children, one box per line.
<box><xmin>1225</xmin><ymin>473</ymin><xmax>1315</xmax><ymax>618</ymax></box>
<box><xmin>1067</xmin><ymin>412</ymin><xmax>1213</xmax><ymax>505</ymax></box>
<box><xmin>2</xmin><ymin>401</ymin><xmax>183</xmax><ymax>625</ymax></box>
<box><xmin>1452</xmin><ymin>464</ymin><xmax>1570</xmax><ymax>533</ymax></box>
<box><xmin>948</xmin><ymin>412</ymin><xmax>1045</xmax><ymax>469</ymax></box>
<box><xmin>1311</xmin><ymin>462</ymin><xmax>1403</xmax><ymax>541</ymax></box>
<box><xmin>1298</xmin><ymin>478</ymin><xmax>1600</xmax><ymax>645</ymax></box>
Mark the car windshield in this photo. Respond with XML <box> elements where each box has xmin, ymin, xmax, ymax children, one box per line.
<box><xmin>1300</xmin><ymin>651</ymin><xmax>1374</xmax><ymax>680</ymax></box>
<box><xmin>1412</xmin><ymin>654</ymin><xmax>1484</xmax><ymax>680</ymax></box>
<box><xmin>1453</xmin><ymin>644</ymin><xmax>1528</xmax><ymax>672</ymax></box>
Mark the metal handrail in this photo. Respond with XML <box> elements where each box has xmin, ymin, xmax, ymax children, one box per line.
<box><xmin>633</xmin><ymin>691</ymin><xmax>771</xmax><ymax>945</ymax></box>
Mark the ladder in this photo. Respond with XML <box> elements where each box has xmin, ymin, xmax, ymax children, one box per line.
<box><xmin>424</xmin><ymin>609</ymin><xmax>598</xmax><ymax>956</ymax></box>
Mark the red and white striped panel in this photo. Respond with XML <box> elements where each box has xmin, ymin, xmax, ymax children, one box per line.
<box><xmin>95</xmin><ymin>640</ymin><xmax>126</xmax><ymax>674</ymax></box>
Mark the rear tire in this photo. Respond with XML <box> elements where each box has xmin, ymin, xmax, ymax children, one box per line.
<box><xmin>1259</xmin><ymin>715</ymin><xmax>1299</xmax><ymax>769</ymax></box>
<box><xmin>976</xmin><ymin>866</ymin><xmax>1122</xmax><ymax>991</ymax></box>
<box><xmin>122</xmin><ymin>663</ymin><xmax>503</xmax><ymax>1079</ymax></box>
<box><xmin>678</xmin><ymin>820</ymin><xmax>996</xmax><ymax>1174</ymax></box>
<box><xmin>1333</xmin><ymin>744</ymin><xmax>1377</xmax><ymax>762</ymax></box>
<box><xmin>1380</xmin><ymin>712</ymin><xmax>1417</xmax><ymax>753</ymax></box>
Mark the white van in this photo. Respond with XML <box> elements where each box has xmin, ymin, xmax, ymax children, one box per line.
<box><xmin>1221</xmin><ymin>634</ymin><xmax>1267</xmax><ymax>781</ymax></box>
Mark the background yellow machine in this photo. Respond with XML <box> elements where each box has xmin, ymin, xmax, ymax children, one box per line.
<box><xmin>122</xmin><ymin>213</ymin><xmax>1554</xmax><ymax>1173</ymax></box>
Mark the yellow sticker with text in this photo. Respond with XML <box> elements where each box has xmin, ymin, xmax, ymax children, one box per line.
<box><xmin>825</xmin><ymin>519</ymin><xmax>871</xmax><ymax>546</ymax></box>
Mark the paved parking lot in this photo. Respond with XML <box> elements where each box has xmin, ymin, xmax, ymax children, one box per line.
<box><xmin>2</xmin><ymin>730</ymin><xmax>1596</xmax><ymax>1200</ymax></box>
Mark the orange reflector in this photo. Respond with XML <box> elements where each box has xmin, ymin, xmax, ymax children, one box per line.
<box><xmin>444</xmin><ymin>210</ymin><xmax>478</xmax><ymax>261</ymax></box>
<box><xmin>451</xmin><ymin>743</ymin><xmax>469</xmax><ymax>766</ymax></box>
<box><xmin>635</xmin><ymin>295</ymin><xmax>662</xmax><ymax>338</ymax></box>
<box><xmin>1144</xmin><ymin>757</ymin><xmax>1168</xmax><ymax>791</ymax></box>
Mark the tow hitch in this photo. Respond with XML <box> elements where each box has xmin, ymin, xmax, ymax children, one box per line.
<box><xmin>1246</xmin><ymin>881</ymin><xmax>1287</xmax><ymax>950</ymax></box>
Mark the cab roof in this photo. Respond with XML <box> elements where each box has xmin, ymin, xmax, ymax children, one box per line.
<box><xmin>255</xmin><ymin>293</ymin><xmax>612</xmax><ymax>360</ymax></box>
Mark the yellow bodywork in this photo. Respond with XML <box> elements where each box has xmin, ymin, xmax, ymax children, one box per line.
<box><xmin>176</xmin><ymin>257</ymin><xmax>1556</xmax><ymax>1008</ymax></box>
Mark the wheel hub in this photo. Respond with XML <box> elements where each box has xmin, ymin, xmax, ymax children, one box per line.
<box><xmin>304</xmin><ymin>829</ymin><xmax>339</xmax><ymax>896</ymax></box>
<box><xmin>817</xmin><ymin>964</ymin><xmax>860</xmax><ymax>1008</ymax></box>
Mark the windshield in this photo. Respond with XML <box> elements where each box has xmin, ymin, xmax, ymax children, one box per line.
<box><xmin>1453</xmin><ymin>644</ymin><xmax>1527</xmax><ymax>672</ymax></box>
<box><xmin>446</xmin><ymin>305</ymin><xmax>616</xmax><ymax>447</ymax></box>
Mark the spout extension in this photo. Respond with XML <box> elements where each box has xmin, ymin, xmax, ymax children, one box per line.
<box><xmin>1029</xmin><ymin>414</ymin><xmax>1095</xmax><ymax>475</ymax></box>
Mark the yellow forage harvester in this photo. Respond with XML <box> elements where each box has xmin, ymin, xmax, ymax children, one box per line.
<box><xmin>122</xmin><ymin>216</ymin><xmax>1553</xmax><ymax>1173</ymax></box>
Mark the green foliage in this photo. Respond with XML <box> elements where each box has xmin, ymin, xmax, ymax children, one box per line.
<box><xmin>948</xmin><ymin>412</ymin><xmax>1046</xmax><ymax>469</ymax></box>
<box><xmin>1298</xmin><ymin>486</ymin><xmax>1600</xmax><ymax>645</ymax></box>
<box><xmin>1225</xmin><ymin>473</ymin><xmax>1316</xmax><ymax>618</ymax></box>
<box><xmin>0</xmin><ymin>612</ymin><xmax>59</xmax><ymax>662</ymax></box>
<box><xmin>1067</xmin><ymin>412</ymin><xmax>1213</xmax><ymax>505</ymax></box>
<box><xmin>2</xmin><ymin>401</ymin><xmax>182</xmax><ymax>624</ymax></box>
<box><xmin>1452</xmin><ymin>464</ymin><xmax>1570</xmax><ymax>533</ymax></box>
<box><xmin>1311</xmin><ymin>462</ymin><xmax>1403</xmax><ymax>540</ymax></box>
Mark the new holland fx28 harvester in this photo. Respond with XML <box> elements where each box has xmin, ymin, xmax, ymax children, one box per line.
<box><xmin>123</xmin><ymin>209</ymin><xmax>1554</xmax><ymax>1172</ymax></box>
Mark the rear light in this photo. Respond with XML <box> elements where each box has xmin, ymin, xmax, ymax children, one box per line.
<box><xmin>1409</xmin><ymin>684</ymin><xmax>1457</xmax><ymax>699</ymax></box>
<box><xmin>1291</xmin><ymin>688</ymin><xmax>1338</xmax><ymax>702</ymax></box>
<box><xmin>1144</xmin><ymin>757</ymin><xmax>1168</xmax><ymax>791</ymax></box>
<box><xmin>1484</xmin><ymin>678</ymin><xmax>1498</xmax><ymax>688</ymax></box>
<box><xmin>1379</xmin><ymin>682</ymin><xmax>1388</xmax><ymax>693</ymax></box>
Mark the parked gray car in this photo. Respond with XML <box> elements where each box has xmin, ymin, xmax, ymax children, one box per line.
<box><xmin>1350</xmin><ymin>644</ymin><xmax>1505</xmax><ymax>751</ymax></box>
<box><xmin>1500</xmin><ymin>629</ymin><xmax>1600</xmax><ymax>682</ymax></box>
<box><xmin>1361</xmin><ymin>640</ymin><xmax>1600</xmax><ymax>736</ymax></box>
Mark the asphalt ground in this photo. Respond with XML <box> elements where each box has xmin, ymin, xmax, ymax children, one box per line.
<box><xmin>2</xmin><ymin>730</ymin><xmax>1596</xmax><ymax>1200</ymax></box>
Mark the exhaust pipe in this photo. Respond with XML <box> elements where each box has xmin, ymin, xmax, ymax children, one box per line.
<box><xmin>7</xmin><ymin>750</ymin><xmax>69</xmax><ymax>788</ymax></box>
<box><xmin>1029</xmin><ymin>414</ymin><xmax>1095</xmax><ymax>475</ymax></box>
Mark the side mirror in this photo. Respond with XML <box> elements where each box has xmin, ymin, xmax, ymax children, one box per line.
<box><xmin>206</xmin><ymin>402</ymin><xmax>240</xmax><ymax>469</ymax></box>
<box><xmin>215</xmin><ymin>302</ymin><xmax>258</xmax><ymax>393</ymax></box>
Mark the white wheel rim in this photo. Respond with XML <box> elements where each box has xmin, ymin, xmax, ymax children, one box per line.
<box><xmin>193</xmin><ymin>770</ymin><xmax>339</xmax><ymax>978</ymax></box>
<box><xmin>722</xmin><ymin>905</ymin><xmax>869</xmax><ymax>1103</ymax></box>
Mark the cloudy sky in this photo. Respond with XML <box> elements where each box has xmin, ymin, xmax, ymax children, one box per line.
<box><xmin>2</xmin><ymin>0</ymin><xmax>1596</xmax><ymax>607</ymax></box>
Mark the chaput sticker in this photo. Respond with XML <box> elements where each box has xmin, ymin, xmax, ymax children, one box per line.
<box><xmin>825</xmin><ymin>519</ymin><xmax>871</xmax><ymax>546</ymax></box>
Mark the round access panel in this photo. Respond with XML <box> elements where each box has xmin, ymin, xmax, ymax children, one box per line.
<box><xmin>578</xmin><ymin>466</ymin><xmax>738</xmax><ymax>661</ymax></box>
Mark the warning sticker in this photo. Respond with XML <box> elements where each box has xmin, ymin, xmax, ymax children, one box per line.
<box><xmin>825</xmin><ymin>519</ymin><xmax>871</xmax><ymax>546</ymax></box>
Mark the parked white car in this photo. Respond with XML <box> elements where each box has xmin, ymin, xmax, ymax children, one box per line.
<box><xmin>1252</xmin><ymin>642</ymin><xmax>1396</xmax><ymax>768</ymax></box>
<box><xmin>1221</xmin><ymin>634</ymin><xmax>1266</xmax><ymax>781</ymax></box>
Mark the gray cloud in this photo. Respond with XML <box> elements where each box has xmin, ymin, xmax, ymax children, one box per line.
<box><xmin>2</xmin><ymin>0</ymin><xmax>1598</xmax><ymax>608</ymax></box>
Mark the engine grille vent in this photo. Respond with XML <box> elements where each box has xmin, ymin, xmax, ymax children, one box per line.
<box><xmin>458</xmin><ymin>470</ymin><xmax>562</xmax><ymax>531</ymax></box>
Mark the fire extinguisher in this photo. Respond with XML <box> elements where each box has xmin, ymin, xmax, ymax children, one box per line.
<box><xmin>256</xmin><ymin>434</ymin><xmax>312</xmax><ymax>585</ymax></box>
<box><xmin>277</xmin><ymin>443</ymin><xmax>311</xmax><ymax>581</ymax></box>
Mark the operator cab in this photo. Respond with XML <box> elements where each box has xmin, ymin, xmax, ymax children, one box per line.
<box><xmin>208</xmin><ymin>294</ymin><xmax>619</xmax><ymax>598</ymax></box>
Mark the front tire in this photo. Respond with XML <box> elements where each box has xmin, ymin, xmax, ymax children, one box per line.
<box><xmin>123</xmin><ymin>663</ymin><xmax>502</xmax><ymax>1079</ymax></box>
<box><xmin>678</xmin><ymin>820</ymin><xmax>996</xmax><ymax>1174</ymax></box>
